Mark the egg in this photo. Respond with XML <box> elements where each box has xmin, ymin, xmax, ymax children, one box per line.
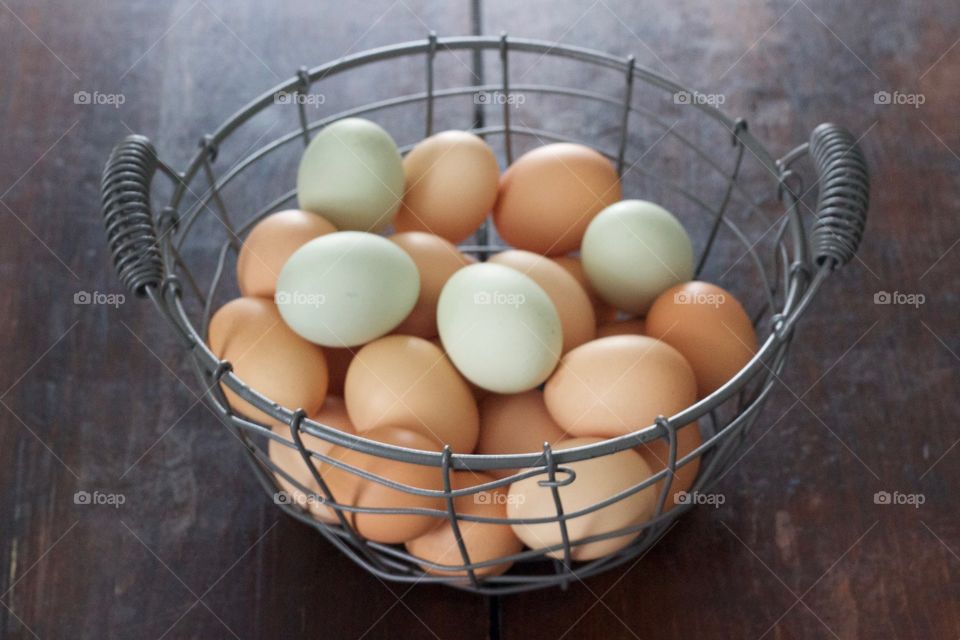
<box><xmin>437</xmin><ymin>263</ymin><xmax>562</xmax><ymax>393</ymax></box>
<box><xmin>405</xmin><ymin>472</ymin><xmax>522</xmax><ymax>577</ymax></box>
<box><xmin>476</xmin><ymin>390</ymin><xmax>569</xmax><ymax>479</ymax></box>
<box><xmin>394</xmin><ymin>131</ymin><xmax>500</xmax><ymax>243</ymax></box>
<box><xmin>276</xmin><ymin>231</ymin><xmax>419</xmax><ymax>347</ymax></box>
<box><xmin>389</xmin><ymin>232</ymin><xmax>474</xmax><ymax>338</ymax></box>
<box><xmin>267</xmin><ymin>397</ymin><xmax>356</xmax><ymax>522</ymax></box>
<box><xmin>646</xmin><ymin>281</ymin><xmax>758</xmax><ymax>397</ymax></box>
<box><xmin>494</xmin><ymin>143</ymin><xmax>621</xmax><ymax>256</ymax></box>
<box><xmin>637</xmin><ymin>421</ymin><xmax>702</xmax><ymax>510</ymax></box>
<box><xmin>344</xmin><ymin>335</ymin><xmax>480</xmax><ymax>453</ymax></box>
<box><xmin>553</xmin><ymin>255</ymin><xmax>618</xmax><ymax>323</ymax></box>
<box><xmin>543</xmin><ymin>335</ymin><xmax>696</xmax><ymax>438</ymax></box>
<box><xmin>507</xmin><ymin>437</ymin><xmax>656</xmax><ymax>560</ymax></box>
<box><xmin>208</xmin><ymin>297</ymin><xmax>329</xmax><ymax>423</ymax></box>
<box><xmin>322</xmin><ymin>426</ymin><xmax>444</xmax><ymax>543</ymax></box>
<box><xmin>489</xmin><ymin>250</ymin><xmax>596</xmax><ymax>354</ymax></box>
<box><xmin>581</xmin><ymin>200</ymin><xmax>694</xmax><ymax>314</ymax></box>
<box><xmin>596</xmin><ymin>318</ymin><xmax>646</xmax><ymax>338</ymax></box>
<box><xmin>297</xmin><ymin>118</ymin><xmax>404</xmax><ymax>232</ymax></box>
<box><xmin>236</xmin><ymin>210</ymin><xmax>336</xmax><ymax>299</ymax></box>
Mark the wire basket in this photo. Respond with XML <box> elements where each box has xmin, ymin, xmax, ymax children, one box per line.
<box><xmin>100</xmin><ymin>34</ymin><xmax>868</xmax><ymax>595</ymax></box>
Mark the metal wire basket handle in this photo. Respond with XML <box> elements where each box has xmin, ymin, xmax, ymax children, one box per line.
<box><xmin>100</xmin><ymin>135</ymin><xmax>165</xmax><ymax>297</ymax></box>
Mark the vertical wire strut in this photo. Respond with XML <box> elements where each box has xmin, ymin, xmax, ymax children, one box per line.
<box><xmin>617</xmin><ymin>55</ymin><xmax>636</xmax><ymax>176</ymax></box>
<box><xmin>425</xmin><ymin>32</ymin><xmax>438</xmax><ymax>137</ymax></box>
<box><xmin>295</xmin><ymin>66</ymin><xmax>312</xmax><ymax>147</ymax></box>
<box><xmin>441</xmin><ymin>447</ymin><xmax>480</xmax><ymax>588</ymax></box>
<box><xmin>695</xmin><ymin>118</ymin><xmax>748</xmax><ymax>277</ymax></box>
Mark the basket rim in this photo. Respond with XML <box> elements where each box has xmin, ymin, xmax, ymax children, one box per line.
<box><xmin>151</xmin><ymin>33</ymin><xmax>824</xmax><ymax>469</ymax></box>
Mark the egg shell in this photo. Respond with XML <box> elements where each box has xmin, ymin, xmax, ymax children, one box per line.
<box><xmin>637</xmin><ymin>421</ymin><xmax>702</xmax><ymax>511</ymax></box>
<box><xmin>276</xmin><ymin>231</ymin><xmax>420</xmax><ymax>347</ymax></box>
<box><xmin>553</xmin><ymin>255</ymin><xmax>618</xmax><ymax>323</ymax></box>
<box><xmin>405</xmin><ymin>472</ymin><xmax>522</xmax><ymax>577</ymax></box>
<box><xmin>394</xmin><ymin>131</ymin><xmax>500</xmax><ymax>243</ymax></box>
<box><xmin>544</xmin><ymin>335</ymin><xmax>696</xmax><ymax>438</ymax></box>
<box><xmin>645</xmin><ymin>281</ymin><xmax>758</xmax><ymax>397</ymax></box>
<box><xmin>236</xmin><ymin>210</ymin><xmax>336</xmax><ymax>299</ymax></box>
<box><xmin>437</xmin><ymin>263</ymin><xmax>562</xmax><ymax>394</ymax></box>
<box><xmin>322</xmin><ymin>426</ymin><xmax>444</xmax><ymax>543</ymax></box>
<box><xmin>476</xmin><ymin>390</ymin><xmax>569</xmax><ymax>479</ymax></box>
<box><xmin>489</xmin><ymin>250</ymin><xmax>597</xmax><ymax>354</ymax></box>
<box><xmin>494</xmin><ymin>144</ymin><xmax>621</xmax><ymax>256</ymax></box>
<box><xmin>596</xmin><ymin>318</ymin><xmax>646</xmax><ymax>338</ymax></box>
<box><xmin>581</xmin><ymin>200</ymin><xmax>694</xmax><ymax>314</ymax></box>
<box><xmin>389</xmin><ymin>232</ymin><xmax>474</xmax><ymax>338</ymax></box>
<box><xmin>344</xmin><ymin>335</ymin><xmax>480</xmax><ymax>453</ymax></box>
<box><xmin>507</xmin><ymin>437</ymin><xmax>656</xmax><ymax>561</ymax></box>
<box><xmin>208</xmin><ymin>297</ymin><xmax>329</xmax><ymax>423</ymax></box>
<box><xmin>267</xmin><ymin>397</ymin><xmax>356</xmax><ymax>522</ymax></box>
<box><xmin>296</xmin><ymin>118</ymin><xmax>404</xmax><ymax>232</ymax></box>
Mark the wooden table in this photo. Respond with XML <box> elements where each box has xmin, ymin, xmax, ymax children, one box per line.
<box><xmin>1</xmin><ymin>0</ymin><xmax>957</xmax><ymax>638</ymax></box>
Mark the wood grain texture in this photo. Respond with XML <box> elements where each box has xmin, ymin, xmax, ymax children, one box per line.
<box><xmin>1</xmin><ymin>1</ymin><xmax>958</xmax><ymax>638</ymax></box>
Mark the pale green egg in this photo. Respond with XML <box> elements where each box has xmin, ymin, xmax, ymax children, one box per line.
<box><xmin>296</xmin><ymin>118</ymin><xmax>404</xmax><ymax>232</ymax></box>
<box><xmin>437</xmin><ymin>263</ymin><xmax>562</xmax><ymax>394</ymax></box>
<box><xmin>276</xmin><ymin>231</ymin><xmax>419</xmax><ymax>347</ymax></box>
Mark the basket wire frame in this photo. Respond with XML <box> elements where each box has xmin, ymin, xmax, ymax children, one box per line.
<box><xmin>99</xmin><ymin>34</ymin><xmax>868</xmax><ymax>595</ymax></box>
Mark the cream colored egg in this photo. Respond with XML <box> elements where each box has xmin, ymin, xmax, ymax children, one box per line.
<box><xmin>297</xmin><ymin>118</ymin><xmax>404</xmax><ymax>232</ymax></box>
<box><xmin>581</xmin><ymin>200</ymin><xmax>694</xmax><ymax>314</ymax></box>
<box><xmin>276</xmin><ymin>231</ymin><xmax>419</xmax><ymax>347</ymax></box>
<box><xmin>507</xmin><ymin>437</ymin><xmax>656</xmax><ymax>561</ymax></box>
<box><xmin>437</xmin><ymin>263</ymin><xmax>562</xmax><ymax>393</ymax></box>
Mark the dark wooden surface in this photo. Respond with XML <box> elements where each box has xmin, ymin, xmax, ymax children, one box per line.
<box><xmin>1</xmin><ymin>1</ymin><xmax>959</xmax><ymax>638</ymax></box>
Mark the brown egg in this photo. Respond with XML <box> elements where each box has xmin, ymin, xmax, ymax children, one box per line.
<box><xmin>494</xmin><ymin>144</ymin><xmax>621</xmax><ymax>256</ymax></box>
<box><xmin>267</xmin><ymin>397</ymin><xmax>355</xmax><ymax>523</ymax></box>
<box><xmin>323</xmin><ymin>346</ymin><xmax>356</xmax><ymax>397</ymax></box>
<box><xmin>208</xmin><ymin>297</ymin><xmax>329</xmax><ymax>423</ymax></box>
<box><xmin>322</xmin><ymin>426</ymin><xmax>444</xmax><ymax>543</ymax></box>
<box><xmin>646</xmin><ymin>282</ymin><xmax>758</xmax><ymax>397</ymax></box>
<box><xmin>637</xmin><ymin>421</ymin><xmax>702</xmax><ymax>511</ymax></box>
<box><xmin>344</xmin><ymin>335</ymin><xmax>480</xmax><ymax>453</ymax></box>
<box><xmin>476</xmin><ymin>390</ymin><xmax>569</xmax><ymax>479</ymax></box>
<box><xmin>507</xmin><ymin>437</ymin><xmax>656</xmax><ymax>560</ymax></box>
<box><xmin>236</xmin><ymin>210</ymin><xmax>336</xmax><ymax>298</ymax></box>
<box><xmin>544</xmin><ymin>335</ymin><xmax>696</xmax><ymax>438</ymax></box>
<box><xmin>390</xmin><ymin>232</ymin><xmax>474</xmax><ymax>338</ymax></box>
<box><xmin>406</xmin><ymin>472</ymin><xmax>522</xmax><ymax>577</ymax></box>
<box><xmin>394</xmin><ymin>131</ymin><xmax>500</xmax><ymax>243</ymax></box>
<box><xmin>597</xmin><ymin>318</ymin><xmax>646</xmax><ymax>338</ymax></box>
<box><xmin>489</xmin><ymin>250</ymin><xmax>596</xmax><ymax>354</ymax></box>
<box><xmin>553</xmin><ymin>255</ymin><xmax>618</xmax><ymax>323</ymax></box>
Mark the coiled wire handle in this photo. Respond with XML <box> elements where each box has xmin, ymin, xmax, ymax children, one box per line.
<box><xmin>101</xmin><ymin>135</ymin><xmax>164</xmax><ymax>296</ymax></box>
<box><xmin>809</xmin><ymin>123</ymin><xmax>869</xmax><ymax>268</ymax></box>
